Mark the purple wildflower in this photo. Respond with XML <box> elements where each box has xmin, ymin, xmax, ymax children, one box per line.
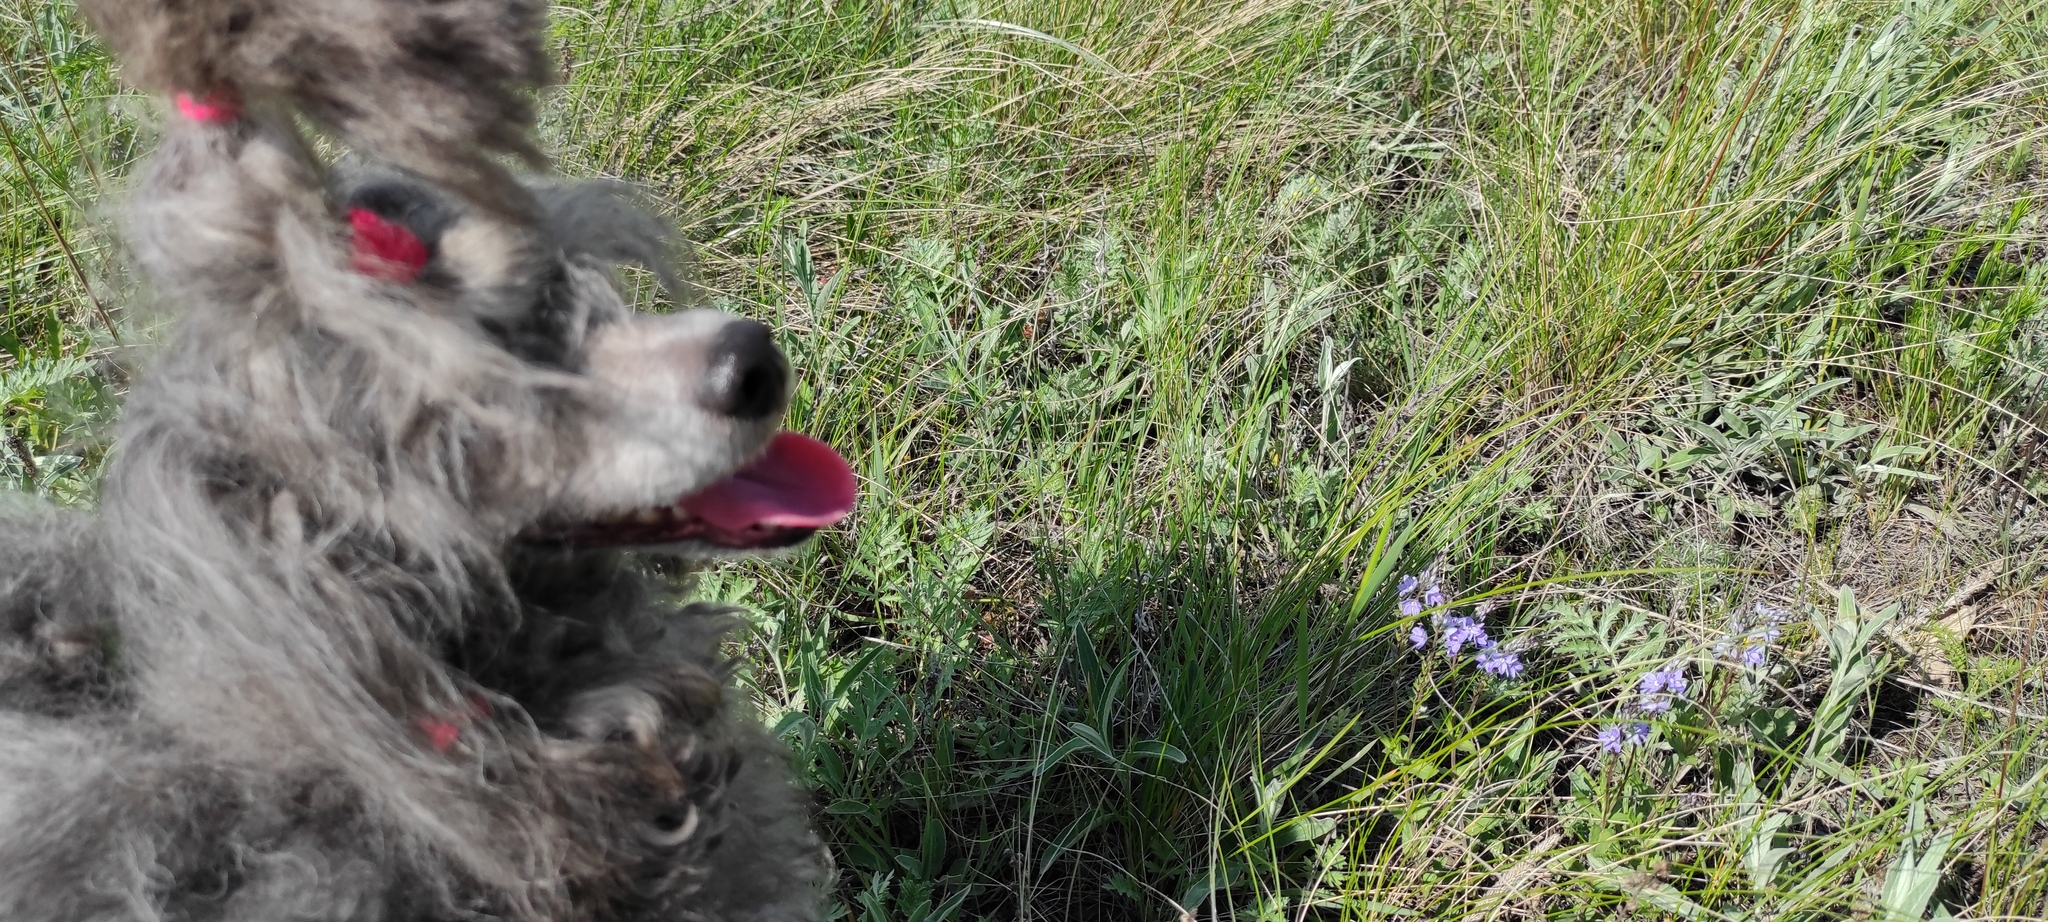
<box><xmin>1599</xmin><ymin>721</ymin><xmax>1652</xmax><ymax>754</ymax></box>
<box><xmin>1409</xmin><ymin>625</ymin><xmax>1429</xmax><ymax>650</ymax></box>
<box><xmin>1398</xmin><ymin>575</ymin><xmax>1420</xmax><ymax>598</ymax></box>
<box><xmin>1639</xmin><ymin>668</ymin><xmax>1687</xmax><ymax>695</ymax></box>
<box><xmin>1721</xmin><ymin>603</ymin><xmax>1789</xmax><ymax>668</ymax></box>
<box><xmin>1442</xmin><ymin>616</ymin><xmax>1491</xmax><ymax>656</ymax></box>
<box><xmin>1423</xmin><ymin>585</ymin><xmax>1447</xmax><ymax>608</ymax></box>
<box><xmin>1635</xmin><ymin>667</ymin><xmax>1687</xmax><ymax>714</ymax></box>
<box><xmin>1400</xmin><ymin>598</ymin><xmax>1423</xmax><ymax>618</ymax></box>
<box><xmin>1476</xmin><ymin>647</ymin><xmax>1523</xmax><ymax>678</ymax></box>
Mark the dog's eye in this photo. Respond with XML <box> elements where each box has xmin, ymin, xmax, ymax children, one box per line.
<box><xmin>340</xmin><ymin>179</ymin><xmax>629</xmax><ymax>369</ymax></box>
<box><xmin>474</xmin><ymin>264</ymin><xmax>589</xmax><ymax>368</ymax></box>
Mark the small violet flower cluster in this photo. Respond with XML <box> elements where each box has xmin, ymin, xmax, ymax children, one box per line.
<box><xmin>1600</xmin><ymin>665</ymin><xmax>1689</xmax><ymax>754</ymax></box>
<box><xmin>1597</xmin><ymin>722</ymin><xmax>1650</xmax><ymax>754</ymax></box>
<box><xmin>1715</xmin><ymin>603</ymin><xmax>1789</xmax><ymax>668</ymax></box>
<box><xmin>1402</xmin><ymin>572</ymin><xmax>1522</xmax><ymax>679</ymax></box>
<box><xmin>1635</xmin><ymin>667</ymin><xmax>1689</xmax><ymax>715</ymax></box>
<box><xmin>1594</xmin><ymin>603</ymin><xmax>1793</xmax><ymax>756</ymax></box>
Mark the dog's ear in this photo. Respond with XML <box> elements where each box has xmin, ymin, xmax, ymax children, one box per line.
<box><xmin>536</xmin><ymin>182</ymin><xmax>698</xmax><ymax>303</ymax></box>
<box><xmin>124</xmin><ymin>116</ymin><xmax>328</xmax><ymax>312</ymax></box>
<box><xmin>77</xmin><ymin>0</ymin><xmax>552</xmax><ymax>222</ymax></box>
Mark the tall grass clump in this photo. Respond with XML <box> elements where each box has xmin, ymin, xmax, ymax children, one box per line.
<box><xmin>8</xmin><ymin>0</ymin><xmax>2048</xmax><ymax>917</ymax></box>
<box><xmin>0</xmin><ymin>1</ymin><xmax>126</xmax><ymax>501</ymax></box>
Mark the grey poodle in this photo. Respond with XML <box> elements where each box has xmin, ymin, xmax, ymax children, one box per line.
<box><xmin>0</xmin><ymin>2</ymin><xmax>854</xmax><ymax>919</ymax></box>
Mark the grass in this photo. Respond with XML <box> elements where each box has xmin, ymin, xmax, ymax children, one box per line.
<box><xmin>7</xmin><ymin>0</ymin><xmax>2048</xmax><ymax>917</ymax></box>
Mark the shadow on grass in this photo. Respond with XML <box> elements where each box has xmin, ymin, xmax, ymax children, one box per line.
<box><xmin>765</xmin><ymin>522</ymin><xmax>1421</xmax><ymax>921</ymax></box>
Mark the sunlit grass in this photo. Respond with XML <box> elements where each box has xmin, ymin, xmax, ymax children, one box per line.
<box><xmin>6</xmin><ymin>0</ymin><xmax>2048</xmax><ymax>917</ymax></box>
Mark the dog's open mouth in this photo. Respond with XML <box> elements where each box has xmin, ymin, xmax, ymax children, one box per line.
<box><xmin>530</xmin><ymin>433</ymin><xmax>856</xmax><ymax>549</ymax></box>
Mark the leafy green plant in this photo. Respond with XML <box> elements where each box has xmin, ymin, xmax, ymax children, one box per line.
<box><xmin>10</xmin><ymin>0</ymin><xmax>2048</xmax><ymax>917</ymax></box>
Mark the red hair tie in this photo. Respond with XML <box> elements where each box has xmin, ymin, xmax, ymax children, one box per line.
<box><xmin>348</xmin><ymin>208</ymin><xmax>430</xmax><ymax>283</ymax></box>
<box><xmin>416</xmin><ymin>717</ymin><xmax>463</xmax><ymax>753</ymax></box>
<box><xmin>173</xmin><ymin>90</ymin><xmax>242</xmax><ymax>125</ymax></box>
<box><xmin>415</xmin><ymin>696</ymin><xmax>491</xmax><ymax>754</ymax></box>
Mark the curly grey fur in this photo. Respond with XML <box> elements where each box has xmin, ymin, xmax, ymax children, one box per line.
<box><xmin>78</xmin><ymin>0</ymin><xmax>551</xmax><ymax>220</ymax></box>
<box><xmin>0</xmin><ymin>499</ymin><xmax>119</xmax><ymax>717</ymax></box>
<box><xmin>0</xmin><ymin>4</ymin><xmax>830</xmax><ymax>920</ymax></box>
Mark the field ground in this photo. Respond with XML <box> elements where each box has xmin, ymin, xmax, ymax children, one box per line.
<box><xmin>7</xmin><ymin>0</ymin><xmax>2048</xmax><ymax>917</ymax></box>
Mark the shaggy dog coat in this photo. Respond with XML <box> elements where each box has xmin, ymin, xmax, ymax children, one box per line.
<box><xmin>77</xmin><ymin>0</ymin><xmax>553</xmax><ymax>220</ymax></box>
<box><xmin>0</xmin><ymin>3</ymin><xmax>846</xmax><ymax>919</ymax></box>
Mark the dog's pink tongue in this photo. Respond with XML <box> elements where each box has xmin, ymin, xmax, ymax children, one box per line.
<box><xmin>680</xmin><ymin>433</ymin><xmax>856</xmax><ymax>530</ymax></box>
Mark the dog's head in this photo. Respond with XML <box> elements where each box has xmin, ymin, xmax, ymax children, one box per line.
<box><xmin>336</xmin><ymin>175</ymin><xmax>856</xmax><ymax>558</ymax></box>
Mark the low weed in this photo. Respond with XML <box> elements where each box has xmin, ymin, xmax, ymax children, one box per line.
<box><xmin>6</xmin><ymin>0</ymin><xmax>2048</xmax><ymax>916</ymax></box>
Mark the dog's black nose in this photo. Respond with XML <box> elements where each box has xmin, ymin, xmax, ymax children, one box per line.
<box><xmin>697</xmin><ymin>319</ymin><xmax>787</xmax><ymax>420</ymax></box>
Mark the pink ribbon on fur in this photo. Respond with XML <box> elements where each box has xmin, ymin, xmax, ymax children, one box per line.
<box><xmin>174</xmin><ymin>91</ymin><xmax>242</xmax><ymax>124</ymax></box>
